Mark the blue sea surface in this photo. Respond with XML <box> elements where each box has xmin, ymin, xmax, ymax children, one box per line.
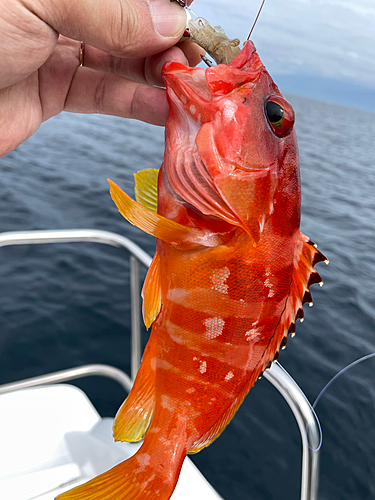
<box><xmin>0</xmin><ymin>95</ymin><xmax>374</xmax><ymax>500</ymax></box>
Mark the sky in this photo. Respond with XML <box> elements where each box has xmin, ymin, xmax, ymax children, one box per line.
<box><xmin>192</xmin><ymin>0</ymin><xmax>375</xmax><ymax>112</ymax></box>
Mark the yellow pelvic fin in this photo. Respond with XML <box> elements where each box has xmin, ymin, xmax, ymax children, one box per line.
<box><xmin>141</xmin><ymin>250</ymin><xmax>162</xmax><ymax>329</ymax></box>
<box><xmin>108</xmin><ymin>179</ymin><xmax>219</xmax><ymax>248</ymax></box>
<box><xmin>134</xmin><ymin>168</ymin><xmax>159</xmax><ymax>213</ymax></box>
<box><xmin>113</xmin><ymin>342</ymin><xmax>156</xmax><ymax>442</ymax></box>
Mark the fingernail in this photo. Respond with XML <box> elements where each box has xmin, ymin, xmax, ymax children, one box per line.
<box><xmin>149</xmin><ymin>0</ymin><xmax>187</xmax><ymax>38</ymax></box>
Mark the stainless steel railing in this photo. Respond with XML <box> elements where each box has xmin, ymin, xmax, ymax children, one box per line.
<box><xmin>0</xmin><ymin>229</ymin><xmax>320</xmax><ymax>500</ymax></box>
<box><xmin>0</xmin><ymin>229</ymin><xmax>151</xmax><ymax>380</ymax></box>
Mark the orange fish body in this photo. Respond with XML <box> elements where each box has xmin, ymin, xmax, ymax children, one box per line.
<box><xmin>58</xmin><ymin>41</ymin><xmax>326</xmax><ymax>500</ymax></box>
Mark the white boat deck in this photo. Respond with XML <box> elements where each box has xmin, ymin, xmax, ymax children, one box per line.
<box><xmin>0</xmin><ymin>384</ymin><xmax>223</xmax><ymax>500</ymax></box>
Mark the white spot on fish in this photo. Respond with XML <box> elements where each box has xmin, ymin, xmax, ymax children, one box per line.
<box><xmin>222</xmin><ymin>101</ymin><xmax>238</xmax><ymax>121</ymax></box>
<box><xmin>149</xmin><ymin>427</ymin><xmax>161</xmax><ymax>434</ymax></box>
<box><xmin>199</xmin><ymin>361</ymin><xmax>207</xmax><ymax>374</ymax></box>
<box><xmin>204</xmin><ymin>316</ymin><xmax>225</xmax><ymax>339</ymax></box>
<box><xmin>140</xmin><ymin>473</ymin><xmax>156</xmax><ymax>492</ymax></box>
<box><xmin>157</xmin><ymin>359</ymin><xmax>173</xmax><ymax>370</ymax></box>
<box><xmin>158</xmin><ymin>435</ymin><xmax>168</xmax><ymax>444</ymax></box>
<box><xmin>225</xmin><ymin>371</ymin><xmax>234</xmax><ymax>381</ymax></box>
<box><xmin>264</xmin><ymin>269</ymin><xmax>276</xmax><ymax>298</ymax></box>
<box><xmin>264</xmin><ymin>276</ymin><xmax>275</xmax><ymax>297</ymax></box>
<box><xmin>136</xmin><ymin>453</ymin><xmax>151</xmax><ymax>467</ymax></box>
<box><xmin>180</xmin><ymin>94</ymin><xmax>187</xmax><ymax>104</ymax></box>
<box><xmin>161</xmin><ymin>395</ymin><xmax>174</xmax><ymax>409</ymax></box>
<box><xmin>190</xmin><ymin>104</ymin><xmax>196</xmax><ymax>115</ymax></box>
<box><xmin>211</xmin><ymin>267</ymin><xmax>230</xmax><ymax>294</ymax></box>
<box><xmin>245</xmin><ymin>322</ymin><xmax>261</xmax><ymax>341</ymax></box>
<box><xmin>186</xmin><ymin>387</ymin><xmax>196</xmax><ymax>394</ymax></box>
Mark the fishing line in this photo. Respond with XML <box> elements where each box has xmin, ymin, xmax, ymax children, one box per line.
<box><xmin>305</xmin><ymin>352</ymin><xmax>375</xmax><ymax>452</ymax></box>
<box><xmin>247</xmin><ymin>0</ymin><xmax>266</xmax><ymax>40</ymax></box>
<box><xmin>185</xmin><ymin>5</ymin><xmax>197</xmax><ymax>18</ymax></box>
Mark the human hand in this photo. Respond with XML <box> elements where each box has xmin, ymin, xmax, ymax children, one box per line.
<box><xmin>0</xmin><ymin>0</ymin><xmax>202</xmax><ymax>157</ymax></box>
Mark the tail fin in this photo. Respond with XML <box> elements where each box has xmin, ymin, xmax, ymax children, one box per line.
<box><xmin>56</xmin><ymin>438</ymin><xmax>186</xmax><ymax>500</ymax></box>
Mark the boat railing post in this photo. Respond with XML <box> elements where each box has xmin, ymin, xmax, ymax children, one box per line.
<box><xmin>264</xmin><ymin>362</ymin><xmax>320</xmax><ymax>500</ymax></box>
<box><xmin>130</xmin><ymin>255</ymin><xmax>142</xmax><ymax>380</ymax></box>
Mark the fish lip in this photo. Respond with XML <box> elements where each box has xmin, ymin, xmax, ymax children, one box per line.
<box><xmin>231</xmin><ymin>163</ymin><xmax>270</xmax><ymax>172</ymax></box>
<box><xmin>162</xmin><ymin>64</ymin><xmax>212</xmax><ymax>107</ymax></box>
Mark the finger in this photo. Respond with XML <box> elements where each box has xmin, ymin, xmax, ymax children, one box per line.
<box><xmin>0</xmin><ymin>0</ymin><xmax>58</xmax><ymax>88</ymax></box>
<box><xmin>0</xmin><ymin>75</ymin><xmax>42</xmax><ymax>157</ymax></box>
<box><xmin>83</xmin><ymin>40</ymin><xmax>204</xmax><ymax>87</ymax></box>
<box><xmin>84</xmin><ymin>45</ymin><xmax>188</xmax><ymax>87</ymax></box>
<box><xmin>63</xmin><ymin>66</ymin><xmax>170</xmax><ymax>126</ymax></box>
<box><xmin>145</xmin><ymin>46</ymin><xmax>189</xmax><ymax>86</ymax></box>
<box><xmin>27</xmin><ymin>0</ymin><xmax>189</xmax><ymax>58</ymax></box>
<box><xmin>175</xmin><ymin>38</ymin><xmax>206</xmax><ymax>67</ymax></box>
<box><xmin>38</xmin><ymin>37</ymin><xmax>171</xmax><ymax>124</ymax></box>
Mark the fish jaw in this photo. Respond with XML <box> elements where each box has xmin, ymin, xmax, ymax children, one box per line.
<box><xmin>162</xmin><ymin>41</ymin><xmax>299</xmax><ymax>244</ymax></box>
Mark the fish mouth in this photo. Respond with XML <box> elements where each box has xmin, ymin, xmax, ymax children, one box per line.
<box><xmin>162</xmin><ymin>63</ymin><xmax>212</xmax><ymax>108</ymax></box>
<box><xmin>163</xmin><ymin>41</ymin><xmax>264</xmax><ymax>107</ymax></box>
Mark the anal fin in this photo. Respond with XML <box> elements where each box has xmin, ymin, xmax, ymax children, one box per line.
<box><xmin>113</xmin><ymin>342</ymin><xmax>156</xmax><ymax>442</ymax></box>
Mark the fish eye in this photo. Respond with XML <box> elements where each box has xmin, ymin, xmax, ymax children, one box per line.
<box><xmin>266</xmin><ymin>101</ymin><xmax>285</xmax><ymax>127</ymax></box>
<box><xmin>264</xmin><ymin>96</ymin><xmax>295</xmax><ymax>138</ymax></box>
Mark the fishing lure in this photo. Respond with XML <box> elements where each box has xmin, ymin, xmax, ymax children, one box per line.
<box><xmin>57</xmin><ymin>14</ymin><xmax>326</xmax><ymax>500</ymax></box>
<box><xmin>188</xmin><ymin>17</ymin><xmax>241</xmax><ymax>65</ymax></box>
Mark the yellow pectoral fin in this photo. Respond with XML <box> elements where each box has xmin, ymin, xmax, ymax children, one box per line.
<box><xmin>134</xmin><ymin>168</ymin><xmax>159</xmax><ymax>213</ymax></box>
<box><xmin>108</xmin><ymin>179</ymin><xmax>220</xmax><ymax>248</ymax></box>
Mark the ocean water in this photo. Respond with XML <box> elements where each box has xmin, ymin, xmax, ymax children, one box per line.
<box><xmin>1</xmin><ymin>93</ymin><xmax>374</xmax><ymax>500</ymax></box>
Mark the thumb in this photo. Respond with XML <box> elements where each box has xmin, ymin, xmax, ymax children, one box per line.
<box><xmin>31</xmin><ymin>0</ymin><xmax>188</xmax><ymax>58</ymax></box>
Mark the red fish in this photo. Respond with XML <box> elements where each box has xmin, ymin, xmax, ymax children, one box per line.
<box><xmin>57</xmin><ymin>40</ymin><xmax>326</xmax><ymax>500</ymax></box>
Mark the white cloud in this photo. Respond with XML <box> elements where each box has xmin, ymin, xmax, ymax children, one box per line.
<box><xmin>195</xmin><ymin>0</ymin><xmax>375</xmax><ymax>90</ymax></box>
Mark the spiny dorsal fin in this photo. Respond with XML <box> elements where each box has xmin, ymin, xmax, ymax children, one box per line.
<box><xmin>134</xmin><ymin>168</ymin><xmax>159</xmax><ymax>213</ymax></box>
<box><xmin>260</xmin><ymin>233</ymin><xmax>328</xmax><ymax>368</ymax></box>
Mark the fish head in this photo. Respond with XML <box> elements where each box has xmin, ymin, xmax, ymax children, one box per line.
<box><xmin>162</xmin><ymin>41</ymin><xmax>299</xmax><ymax>244</ymax></box>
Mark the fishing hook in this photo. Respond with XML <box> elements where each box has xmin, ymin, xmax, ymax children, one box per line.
<box><xmin>201</xmin><ymin>54</ymin><xmax>214</xmax><ymax>67</ymax></box>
